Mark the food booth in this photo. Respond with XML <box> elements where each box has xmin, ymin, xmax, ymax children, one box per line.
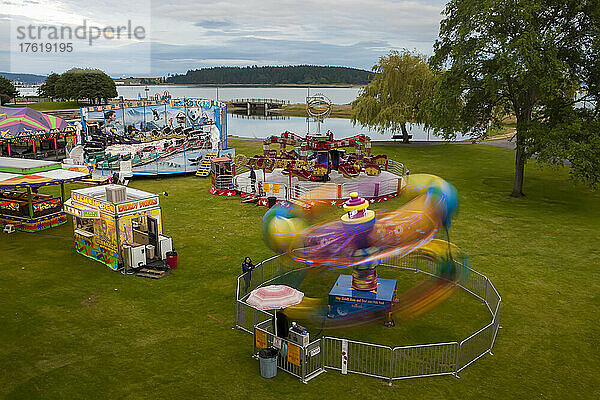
<box><xmin>0</xmin><ymin>157</ymin><xmax>90</xmax><ymax>231</ymax></box>
<box><xmin>64</xmin><ymin>185</ymin><xmax>174</xmax><ymax>271</ymax></box>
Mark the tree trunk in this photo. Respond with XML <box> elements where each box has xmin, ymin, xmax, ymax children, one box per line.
<box><xmin>401</xmin><ymin>123</ymin><xmax>410</xmax><ymax>144</ymax></box>
<box><xmin>511</xmin><ymin>126</ymin><xmax>526</xmax><ymax>197</ymax></box>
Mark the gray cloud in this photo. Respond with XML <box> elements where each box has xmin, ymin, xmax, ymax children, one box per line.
<box><xmin>2</xmin><ymin>0</ymin><xmax>446</xmax><ymax>76</ymax></box>
<box><xmin>194</xmin><ymin>20</ymin><xmax>232</xmax><ymax>29</ymax></box>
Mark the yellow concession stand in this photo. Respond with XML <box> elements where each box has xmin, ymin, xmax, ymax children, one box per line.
<box><xmin>64</xmin><ymin>185</ymin><xmax>173</xmax><ymax>271</ymax></box>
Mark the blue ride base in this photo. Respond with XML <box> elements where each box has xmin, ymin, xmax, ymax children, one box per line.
<box><xmin>327</xmin><ymin>274</ymin><xmax>397</xmax><ymax>319</ymax></box>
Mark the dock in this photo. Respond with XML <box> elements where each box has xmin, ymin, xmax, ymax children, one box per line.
<box><xmin>229</xmin><ymin>98</ymin><xmax>289</xmax><ymax>115</ymax></box>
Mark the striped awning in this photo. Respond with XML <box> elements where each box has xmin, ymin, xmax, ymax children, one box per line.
<box><xmin>0</xmin><ymin>168</ymin><xmax>90</xmax><ymax>189</ymax></box>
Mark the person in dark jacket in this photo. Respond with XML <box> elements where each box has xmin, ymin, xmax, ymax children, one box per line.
<box><xmin>249</xmin><ymin>168</ymin><xmax>257</xmax><ymax>194</ymax></box>
<box><xmin>275</xmin><ymin>308</ymin><xmax>289</xmax><ymax>338</ymax></box>
<box><xmin>242</xmin><ymin>257</ymin><xmax>254</xmax><ymax>293</ymax></box>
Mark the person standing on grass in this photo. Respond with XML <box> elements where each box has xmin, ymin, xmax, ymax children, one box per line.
<box><xmin>275</xmin><ymin>308</ymin><xmax>289</xmax><ymax>338</ymax></box>
<box><xmin>242</xmin><ymin>257</ymin><xmax>254</xmax><ymax>293</ymax></box>
<box><xmin>250</xmin><ymin>168</ymin><xmax>257</xmax><ymax>194</ymax></box>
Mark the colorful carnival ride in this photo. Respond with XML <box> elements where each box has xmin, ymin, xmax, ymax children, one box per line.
<box><xmin>211</xmin><ymin>130</ymin><xmax>407</xmax><ymax>207</ymax></box>
<box><xmin>68</xmin><ymin>98</ymin><xmax>229</xmax><ymax>177</ymax></box>
<box><xmin>0</xmin><ymin>106</ymin><xmax>77</xmax><ymax>160</ymax></box>
<box><xmin>250</xmin><ymin>131</ymin><xmax>388</xmax><ymax>182</ymax></box>
<box><xmin>260</xmin><ymin>174</ymin><xmax>467</xmax><ymax>328</ymax></box>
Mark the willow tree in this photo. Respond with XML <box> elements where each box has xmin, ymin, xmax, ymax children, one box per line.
<box><xmin>431</xmin><ymin>0</ymin><xmax>600</xmax><ymax>197</ymax></box>
<box><xmin>351</xmin><ymin>50</ymin><xmax>437</xmax><ymax>143</ymax></box>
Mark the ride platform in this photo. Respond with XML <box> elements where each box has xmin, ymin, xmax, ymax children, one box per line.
<box><xmin>327</xmin><ymin>274</ymin><xmax>397</xmax><ymax>318</ymax></box>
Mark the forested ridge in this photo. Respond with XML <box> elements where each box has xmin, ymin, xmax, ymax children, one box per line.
<box><xmin>167</xmin><ymin>65</ymin><xmax>373</xmax><ymax>85</ymax></box>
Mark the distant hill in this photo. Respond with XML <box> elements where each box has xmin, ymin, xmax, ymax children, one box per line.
<box><xmin>167</xmin><ymin>65</ymin><xmax>374</xmax><ymax>85</ymax></box>
<box><xmin>0</xmin><ymin>72</ymin><xmax>47</xmax><ymax>84</ymax></box>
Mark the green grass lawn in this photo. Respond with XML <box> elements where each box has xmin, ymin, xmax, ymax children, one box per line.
<box><xmin>1</xmin><ymin>140</ymin><xmax>599</xmax><ymax>399</ymax></box>
<box><xmin>6</xmin><ymin>101</ymin><xmax>81</xmax><ymax>111</ymax></box>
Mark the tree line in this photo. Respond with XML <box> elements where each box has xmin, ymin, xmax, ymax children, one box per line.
<box><xmin>39</xmin><ymin>68</ymin><xmax>118</xmax><ymax>104</ymax></box>
<box><xmin>167</xmin><ymin>65</ymin><xmax>374</xmax><ymax>85</ymax></box>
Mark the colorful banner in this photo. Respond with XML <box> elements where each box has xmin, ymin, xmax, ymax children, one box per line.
<box><xmin>118</xmin><ymin>208</ymin><xmax>161</xmax><ymax>245</ymax></box>
<box><xmin>0</xmin><ymin>200</ymin><xmax>20</xmax><ymax>211</ymax></box>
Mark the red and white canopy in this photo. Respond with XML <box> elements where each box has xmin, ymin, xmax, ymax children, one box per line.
<box><xmin>246</xmin><ymin>285</ymin><xmax>304</xmax><ymax>310</ymax></box>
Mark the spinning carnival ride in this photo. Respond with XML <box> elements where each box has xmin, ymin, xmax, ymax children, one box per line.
<box><xmin>211</xmin><ymin>93</ymin><xmax>406</xmax><ymax>206</ymax></box>
<box><xmin>250</xmin><ymin>131</ymin><xmax>388</xmax><ymax>181</ymax></box>
<box><xmin>261</xmin><ymin>174</ymin><xmax>467</xmax><ymax>327</ymax></box>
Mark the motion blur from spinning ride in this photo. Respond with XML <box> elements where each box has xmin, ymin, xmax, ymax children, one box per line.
<box><xmin>261</xmin><ymin>173</ymin><xmax>469</xmax><ymax>328</ymax></box>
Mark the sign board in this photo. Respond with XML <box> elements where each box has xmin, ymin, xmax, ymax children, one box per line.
<box><xmin>273</xmin><ymin>337</ymin><xmax>282</xmax><ymax>350</ymax></box>
<box><xmin>255</xmin><ymin>329</ymin><xmax>267</xmax><ymax>349</ymax></box>
<box><xmin>64</xmin><ymin>200</ymin><xmax>100</xmax><ymax>219</ymax></box>
<box><xmin>116</xmin><ymin>197</ymin><xmax>159</xmax><ymax>215</ymax></box>
<box><xmin>72</xmin><ymin>192</ymin><xmax>115</xmax><ymax>214</ymax></box>
<box><xmin>287</xmin><ymin>343</ymin><xmax>301</xmax><ymax>367</ymax></box>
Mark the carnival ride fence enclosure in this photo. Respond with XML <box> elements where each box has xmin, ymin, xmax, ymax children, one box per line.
<box><xmin>235</xmin><ymin>254</ymin><xmax>501</xmax><ymax>384</ymax></box>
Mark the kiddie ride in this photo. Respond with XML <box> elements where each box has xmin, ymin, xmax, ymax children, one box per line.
<box><xmin>214</xmin><ymin>130</ymin><xmax>407</xmax><ymax>207</ymax></box>
<box><xmin>261</xmin><ymin>174</ymin><xmax>466</xmax><ymax>328</ymax></box>
<box><xmin>250</xmin><ymin>131</ymin><xmax>388</xmax><ymax>182</ymax></box>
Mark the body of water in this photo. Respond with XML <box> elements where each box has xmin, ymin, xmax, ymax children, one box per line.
<box><xmin>228</xmin><ymin>114</ymin><xmax>469</xmax><ymax>142</ymax></box>
<box><xmin>117</xmin><ymin>85</ymin><xmax>361</xmax><ymax>105</ymax></box>
<box><xmin>15</xmin><ymin>84</ymin><xmax>466</xmax><ymax>141</ymax></box>
<box><xmin>16</xmin><ymin>86</ymin><xmax>40</xmax><ymax>96</ymax></box>
<box><xmin>120</xmin><ymin>85</ymin><xmax>467</xmax><ymax>141</ymax></box>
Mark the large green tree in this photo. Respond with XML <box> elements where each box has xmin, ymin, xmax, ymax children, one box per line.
<box><xmin>54</xmin><ymin>68</ymin><xmax>117</xmax><ymax>104</ymax></box>
<box><xmin>431</xmin><ymin>0</ymin><xmax>600</xmax><ymax>196</ymax></box>
<box><xmin>0</xmin><ymin>76</ymin><xmax>18</xmax><ymax>105</ymax></box>
<box><xmin>351</xmin><ymin>50</ymin><xmax>437</xmax><ymax>143</ymax></box>
<box><xmin>38</xmin><ymin>73</ymin><xmax>61</xmax><ymax>99</ymax></box>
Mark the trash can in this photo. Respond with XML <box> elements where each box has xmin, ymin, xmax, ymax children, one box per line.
<box><xmin>258</xmin><ymin>347</ymin><xmax>278</xmax><ymax>378</ymax></box>
<box><xmin>166</xmin><ymin>251</ymin><xmax>178</xmax><ymax>269</ymax></box>
<box><xmin>267</xmin><ymin>196</ymin><xmax>277</xmax><ymax>208</ymax></box>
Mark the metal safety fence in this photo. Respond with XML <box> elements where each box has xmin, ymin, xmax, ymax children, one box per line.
<box><xmin>234</xmin><ymin>253</ymin><xmax>501</xmax><ymax>384</ymax></box>
<box><xmin>253</xmin><ymin>320</ymin><xmax>326</xmax><ymax>383</ymax></box>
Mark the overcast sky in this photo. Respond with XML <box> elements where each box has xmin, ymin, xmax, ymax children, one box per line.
<box><xmin>1</xmin><ymin>0</ymin><xmax>448</xmax><ymax>77</ymax></box>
